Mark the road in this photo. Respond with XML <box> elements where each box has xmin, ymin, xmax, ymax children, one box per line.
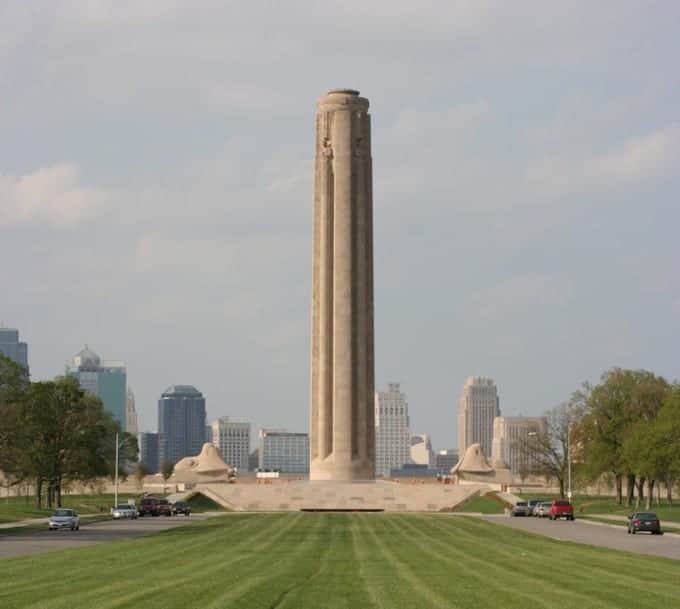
<box><xmin>483</xmin><ymin>514</ymin><xmax>680</xmax><ymax>560</ymax></box>
<box><xmin>0</xmin><ymin>514</ymin><xmax>218</xmax><ymax>560</ymax></box>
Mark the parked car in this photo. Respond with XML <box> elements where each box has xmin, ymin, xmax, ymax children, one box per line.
<box><xmin>550</xmin><ymin>499</ymin><xmax>574</xmax><ymax>521</ymax></box>
<box><xmin>48</xmin><ymin>508</ymin><xmax>80</xmax><ymax>531</ymax></box>
<box><xmin>138</xmin><ymin>497</ymin><xmax>160</xmax><ymax>517</ymax></box>
<box><xmin>511</xmin><ymin>501</ymin><xmax>531</xmax><ymax>517</ymax></box>
<box><xmin>535</xmin><ymin>502</ymin><xmax>552</xmax><ymax>518</ymax></box>
<box><xmin>173</xmin><ymin>501</ymin><xmax>191</xmax><ymax>516</ymax></box>
<box><xmin>628</xmin><ymin>512</ymin><xmax>662</xmax><ymax>535</ymax></box>
<box><xmin>527</xmin><ymin>499</ymin><xmax>542</xmax><ymax>516</ymax></box>
<box><xmin>158</xmin><ymin>499</ymin><xmax>173</xmax><ymax>517</ymax></box>
<box><xmin>111</xmin><ymin>504</ymin><xmax>138</xmax><ymax>520</ymax></box>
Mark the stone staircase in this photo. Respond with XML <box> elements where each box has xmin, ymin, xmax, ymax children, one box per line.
<box><xmin>192</xmin><ymin>481</ymin><xmax>486</xmax><ymax>512</ymax></box>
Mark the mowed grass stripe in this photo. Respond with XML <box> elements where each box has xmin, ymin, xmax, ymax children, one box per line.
<box><xmin>452</xmin><ymin>516</ymin><xmax>680</xmax><ymax>604</ymax></box>
<box><xmin>2</xmin><ymin>514</ymin><xmax>291</xmax><ymax>609</ymax></box>
<box><xmin>1</xmin><ymin>514</ymin><xmax>268</xmax><ymax>602</ymax></box>
<box><xmin>404</xmin><ymin>515</ymin><xmax>621</xmax><ymax>608</ymax></box>
<box><xmin>3</xmin><ymin>513</ymin><xmax>680</xmax><ymax>609</ymax></box>
<box><xmin>388</xmin><ymin>515</ymin><xmax>557</xmax><ymax>608</ymax></box>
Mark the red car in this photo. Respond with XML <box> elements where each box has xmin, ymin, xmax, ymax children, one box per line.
<box><xmin>550</xmin><ymin>499</ymin><xmax>574</xmax><ymax>521</ymax></box>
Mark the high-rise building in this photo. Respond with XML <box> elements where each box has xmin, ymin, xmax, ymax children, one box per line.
<box><xmin>434</xmin><ymin>449</ymin><xmax>459</xmax><ymax>473</ymax></box>
<box><xmin>66</xmin><ymin>346</ymin><xmax>127</xmax><ymax>430</ymax></box>
<box><xmin>492</xmin><ymin>416</ymin><xmax>547</xmax><ymax>476</ymax></box>
<box><xmin>458</xmin><ymin>377</ymin><xmax>500</xmax><ymax>458</ymax></box>
<box><xmin>410</xmin><ymin>434</ymin><xmax>434</xmax><ymax>467</ymax></box>
<box><xmin>139</xmin><ymin>432</ymin><xmax>159</xmax><ymax>474</ymax></box>
<box><xmin>375</xmin><ymin>383</ymin><xmax>411</xmax><ymax>477</ymax></box>
<box><xmin>259</xmin><ymin>430</ymin><xmax>309</xmax><ymax>474</ymax></box>
<box><xmin>125</xmin><ymin>387</ymin><xmax>138</xmax><ymax>437</ymax></box>
<box><xmin>248</xmin><ymin>448</ymin><xmax>259</xmax><ymax>472</ymax></box>
<box><xmin>158</xmin><ymin>385</ymin><xmax>206</xmax><ymax>466</ymax></box>
<box><xmin>212</xmin><ymin>417</ymin><xmax>250</xmax><ymax>472</ymax></box>
<box><xmin>0</xmin><ymin>326</ymin><xmax>29</xmax><ymax>372</ymax></box>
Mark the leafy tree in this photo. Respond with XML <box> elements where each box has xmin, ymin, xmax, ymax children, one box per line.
<box><xmin>0</xmin><ymin>354</ymin><xmax>30</xmax><ymax>486</ymax></box>
<box><xmin>579</xmin><ymin>368</ymin><xmax>668</xmax><ymax>505</ymax></box>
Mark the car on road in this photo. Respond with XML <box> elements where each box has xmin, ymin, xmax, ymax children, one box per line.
<box><xmin>48</xmin><ymin>509</ymin><xmax>80</xmax><ymax>531</ymax></box>
<box><xmin>111</xmin><ymin>504</ymin><xmax>138</xmax><ymax>520</ymax></box>
<box><xmin>550</xmin><ymin>499</ymin><xmax>574</xmax><ymax>521</ymax></box>
<box><xmin>527</xmin><ymin>499</ymin><xmax>542</xmax><ymax>516</ymax></box>
<box><xmin>138</xmin><ymin>497</ymin><xmax>160</xmax><ymax>517</ymax></box>
<box><xmin>511</xmin><ymin>501</ymin><xmax>531</xmax><ymax>517</ymax></box>
<box><xmin>158</xmin><ymin>499</ymin><xmax>174</xmax><ymax>517</ymax></box>
<box><xmin>628</xmin><ymin>512</ymin><xmax>662</xmax><ymax>535</ymax></box>
<box><xmin>535</xmin><ymin>502</ymin><xmax>552</xmax><ymax>518</ymax></box>
<box><xmin>173</xmin><ymin>501</ymin><xmax>191</xmax><ymax>516</ymax></box>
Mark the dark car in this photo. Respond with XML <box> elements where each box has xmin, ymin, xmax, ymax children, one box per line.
<box><xmin>173</xmin><ymin>501</ymin><xmax>191</xmax><ymax>516</ymax></box>
<box><xmin>158</xmin><ymin>499</ymin><xmax>173</xmax><ymax>516</ymax></box>
<box><xmin>138</xmin><ymin>497</ymin><xmax>160</xmax><ymax>517</ymax></box>
<box><xmin>628</xmin><ymin>512</ymin><xmax>662</xmax><ymax>535</ymax></box>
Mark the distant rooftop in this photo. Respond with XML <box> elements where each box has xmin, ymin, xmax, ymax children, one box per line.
<box><xmin>161</xmin><ymin>385</ymin><xmax>203</xmax><ymax>397</ymax></box>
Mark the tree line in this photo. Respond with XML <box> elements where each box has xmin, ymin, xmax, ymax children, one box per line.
<box><xmin>521</xmin><ymin>367</ymin><xmax>680</xmax><ymax>508</ymax></box>
<box><xmin>0</xmin><ymin>354</ymin><xmax>137</xmax><ymax>508</ymax></box>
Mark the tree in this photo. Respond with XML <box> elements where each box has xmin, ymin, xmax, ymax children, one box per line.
<box><xmin>160</xmin><ymin>460</ymin><xmax>174</xmax><ymax>489</ymax></box>
<box><xmin>579</xmin><ymin>368</ymin><xmax>668</xmax><ymax>505</ymax></box>
<box><xmin>0</xmin><ymin>354</ymin><xmax>30</xmax><ymax>487</ymax></box>
<box><xmin>134</xmin><ymin>463</ymin><xmax>150</xmax><ymax>489</ymax></box>
<box><xmin>523</xmin><ymin>401</ymin><xmax>582</xmax><ymax>498</ymax></box>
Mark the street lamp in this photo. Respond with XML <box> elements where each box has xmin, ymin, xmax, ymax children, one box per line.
<box><xmin>114</xmin><ymin>432</ymin><xmax>126</xmax><ymax>508</ymax></box>
<box><xmin>567</xmin><ymin>423</ymin><xmax>572</xmax><ymax>502</ymax></box>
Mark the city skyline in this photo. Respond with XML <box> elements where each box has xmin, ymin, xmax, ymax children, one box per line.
<box><xmin>2</xmin><ymin>4</ymin><xmax>678</xmax><ymax>451</ymax></box>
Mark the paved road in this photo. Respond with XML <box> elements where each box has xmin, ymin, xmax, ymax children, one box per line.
<box><xmin>0</xmin><ymin>514</ymin><xmax>218</xmax><ymax>560</ymax></box>
<box><xmin>483</xmin><ymin>515</ymin><xmax>680</xmax><ymax>560</ymax></box>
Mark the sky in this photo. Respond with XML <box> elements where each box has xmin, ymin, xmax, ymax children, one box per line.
<box><xmin>1</xmin><ymin>1</ymin><xmax>679</xmax><ymax>450</ymax></box>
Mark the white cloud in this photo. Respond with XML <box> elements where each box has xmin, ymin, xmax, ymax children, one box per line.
<box><xmin>0</xmin><ymin>164</ymin><xmax>104</xmax><ymax>227</ymax></box>
<box><xmin>525</xmin><ymin>123</ymin><xmax>680</xmax><ymax>197</ymax></box>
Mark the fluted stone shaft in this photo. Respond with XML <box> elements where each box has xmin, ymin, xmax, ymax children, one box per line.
<box><xmin>310</xmin><ymin>89</ymin><xmax>375</xmax><ymax>481</ymax></box>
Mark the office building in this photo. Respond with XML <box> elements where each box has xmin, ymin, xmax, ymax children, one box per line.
<box><xmin>458</xmin><ymin>377</ymin><xmax>500</xmax><ymax>458</ymax></box>
<box><xmin>126</xmin><ymin>387</ymin><xmax>138</xmax><ymax>437</ymax></box>
<box><xmin>434</xmin><ymin>449</ymin><xmax>459</xmax><ymax>473</ymax></box>
<box><xmin>375</xmin><ymin>383</ymin><xmax>411</xmax><ymax>477</ymax></box>
<box><xmin>212</xmin><ymin>417</ymin><xmax>250</xmax><ymax>472</ymax></box>
<box><xmin>0</xmin><ymin>327</ymin><xmax>29</xmax><ymax>372</ymax></box>
<box><xmin>410</xmin><ymin>434</ymin><xmax>434</xmax><ymax>467</ymax></box>
<box><xmin>139</xmin><ymin>432</ymin><xmax>159</xmax><ymax>474</ymax></box>
<box><xmin>492</xmin><ymin>416</ymin><xmax>547</xmax><ymax>476</ymax></box>
<box><xmin>66</xmin><ymin>346</ymin><xmax>127</xmax><ymax>430</ymax></box>
<box><xmin>158</xmin><ymin>385</ymin><xmax>206</xmax><ymax>466</ymax></box>
<box><xmin>259</xmin><ymin>430</ymin><xmax>309</xmax><ymax>474</ymax></box>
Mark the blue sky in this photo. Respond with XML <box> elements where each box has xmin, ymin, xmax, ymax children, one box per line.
<box><xmin>1</xmin><ymin>1</ymin><xmax>678</xmax><ymax>449</ymax></box>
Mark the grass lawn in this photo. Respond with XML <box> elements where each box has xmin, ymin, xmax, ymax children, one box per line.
<box><xmin>3</xmin><ymin>513</ymin><xmax>679</xmax><ymax>609</ymax></box>
<box><xmin>0</xmin><ymin>494</ymin><xmax>142</xmax><ymax>523</ymax></box>
<box><xmin>452</xmin><ymin>492</ymin><xmax>508</xmax><ymax>514</ymax></box>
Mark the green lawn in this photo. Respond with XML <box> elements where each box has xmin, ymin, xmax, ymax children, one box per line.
<box><xmin>0</xmin><ymin>494</ymin><xmax>142</xmax><ymax>523</ymax></box>
<box><xmin>3</xmin><ymin>513</ymin><xmax>679</xmax><ymax>609</ymax></box>
<box><xmin>452</xmin><ymin>492</ymin><xmax>508</xmax><ymax>514</ymax></box>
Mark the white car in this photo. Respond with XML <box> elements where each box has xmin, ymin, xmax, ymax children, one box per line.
<box><xmin>48</xmin><ymin>508</ymin><xmax>80</xmax><ymax>531</ymax></box>
<box><xmin>111</xmin><ymin>504</ymin><xmax>138</xmax><ymax>519</ymax></box>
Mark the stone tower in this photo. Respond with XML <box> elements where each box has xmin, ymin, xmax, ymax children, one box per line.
<box><xmin>310</xmin><ymin>89</ymin><xmax>375</xmax><ymax>480</ymax></box>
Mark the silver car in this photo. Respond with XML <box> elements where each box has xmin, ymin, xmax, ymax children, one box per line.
<box><xmin>111</xmin><ymin>504</ymin><xmax>138</xmax><ymax>520</ymax></box>
<box><xmin>535</xmin><ymin>502</ymin><xmax>552</xmax><ymax>518</ymax></box>
<box><xmin>48</xmin><ymin>508</ymin><xmax>80</xmax><ymax>531</ymax></box>
<box><xmin>511</xmin><ymin>501</ymin><xmax>531</xmax><ymax>517</ymax></box>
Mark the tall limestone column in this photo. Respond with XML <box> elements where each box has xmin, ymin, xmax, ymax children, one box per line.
<box><xmin>310</xmin><ymin>89</ymin><xmax>375</xmax><ymax>481</ymax></box>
